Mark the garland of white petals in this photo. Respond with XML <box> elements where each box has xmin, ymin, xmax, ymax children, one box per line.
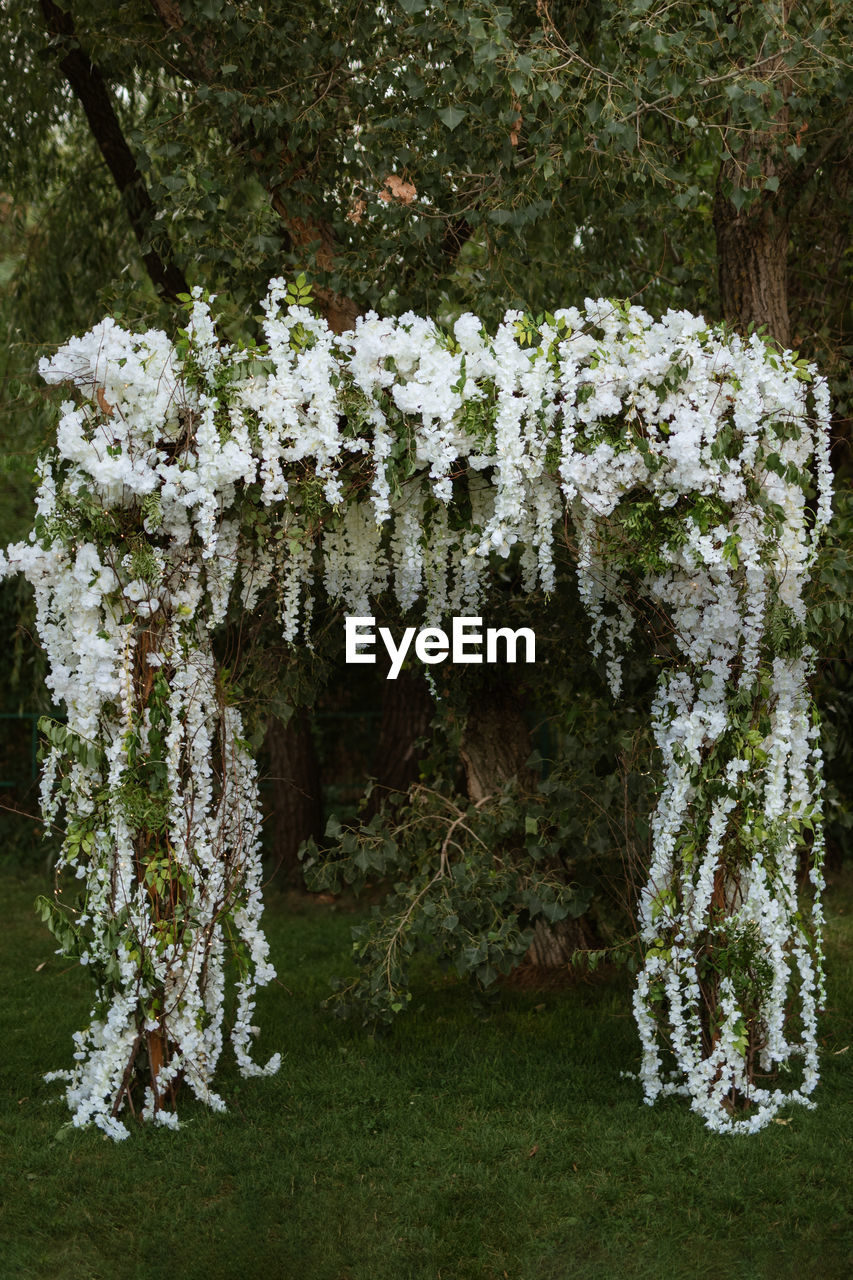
<box><xmin>1</xmin><ymin>281</ymin><xmax>832</xmax><ymax>1137</ymax></box>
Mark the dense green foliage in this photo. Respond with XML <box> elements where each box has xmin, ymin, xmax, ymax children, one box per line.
<box><xmin>302</xmin><ymin>597</ymin><xmax>659</xmax><ymax>1023</ymax></box>
<box><xmin>1</xmin><ymin>3</ymin><xmax>851</xmax><ymax>331</ymax></box>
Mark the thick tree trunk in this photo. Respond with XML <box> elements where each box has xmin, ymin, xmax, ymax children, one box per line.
<box><xmin>713</xmin><ymin>17</ymin><xmax>792</xmax><ymax>349</ymax></box>
<box><xmin>366</xmin><ymin>671</ymin><xmax>433</xmax><ymax>816</ymax></box>
<box><xmin>713</xmin><ymin>183</ymin><xmax>790</xmax><ymax>347</ymax></box>
<box><xmin>458</xmin><ymin>682</ymin><xmax>535</xmax><ymax>802</ymax></box>
<box><xmin>264</xmin><ymin>713</ymin><xmax>323</xmax><ymax>885</ymax></box>
<box><xmin>524</xmin><ymin>914</ymin><xmax>596</xmax><ymax>969</ymax></box>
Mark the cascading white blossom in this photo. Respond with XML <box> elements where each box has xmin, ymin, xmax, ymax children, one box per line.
<box><xmin>0</xmin><ymin>283</ymin><xmax>832</xmax><ymax>1137</ymax></box>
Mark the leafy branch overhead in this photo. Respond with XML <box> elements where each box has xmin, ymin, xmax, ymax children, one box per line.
<box><xmin>2</xmin><ymin>3</ymin><xmax>848</xmax><ymax>356</ymax></box>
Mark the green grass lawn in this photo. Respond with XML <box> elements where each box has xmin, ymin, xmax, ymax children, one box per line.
<box><xmin>1</xmin><ymin>869</ymin><xmax>851</xmax><ymax>1280</ymax></box>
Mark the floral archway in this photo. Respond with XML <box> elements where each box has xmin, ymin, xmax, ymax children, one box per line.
<box><xmin>1</xmin><ymin>281</ymin><xmax>832</xmax><ymax>1137</ymax></box>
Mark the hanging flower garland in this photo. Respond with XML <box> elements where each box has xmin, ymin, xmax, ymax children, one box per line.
<box><xmin>1</xmin><ymin>282</ymin><xmax>832</xmax><ymax>1137</ymax></box>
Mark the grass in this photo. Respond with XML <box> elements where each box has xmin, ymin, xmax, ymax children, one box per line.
<box><xmin>1</xmin><ymin>870</ymin><xmax>851</xmax><ymax>1280</ymax></box>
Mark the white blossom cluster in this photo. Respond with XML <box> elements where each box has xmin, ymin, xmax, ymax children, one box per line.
<box><xmin>0</xmin><ymin>546</ymin><xmax>279</xmax><ymax>1138</ymax></box>
<box><xmin>0</xmin><ymin>284</ymin><xmax>832</xmax><ymax>1136</ymax></box>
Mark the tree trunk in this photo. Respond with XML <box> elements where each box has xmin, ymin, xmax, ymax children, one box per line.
<box><xmin>713</xmin><ymin>21</ymin><xmax>792</xmax><ymax>349</ymax></box>
<box><xmin>713</xmin><ymin>181</ymin><xmax>790</xmax><ymax>347</ymax></box>
<box><xmin>264</xmin><ymin>713</ymin><xmax>323</xmax><ymax>885</ymax></box>
<box><xmin>524</xmin><ymin>914</ymin><xmax>596</xmax><ymax>969</ymax></box>
<box><xmin>458</xmin><ymin>681</ymin><xmax>535</xmax><ymax>802</ymax></box>
<box><xmin>40</xmin><ymin>0</ymin><xmax>189</xmax><ymax>302</ymax></box>
<box><xmin>366</xmin><ymin>671</ymin><xmax>433</xmax><ymax>817</ymax></box>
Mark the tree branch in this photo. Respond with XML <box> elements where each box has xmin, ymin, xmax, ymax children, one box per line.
<box><xmin>146</xmin><ymin>1</ymin><xmax>474</xmax><ymax>321</ymax></box>
<box><xmin>441</xmin><ymin>217</ymin><xmax>474</xmax><ymax>261</ymax></box>
<box><xmin>40</xmin><ymin>0</ymin><xmax>189</xmax><ymax>302</ymax></box>
<box><xmin>147</xmin><ymin>0</ymin><xmax>365</xmax><ymax>328</ymax></box>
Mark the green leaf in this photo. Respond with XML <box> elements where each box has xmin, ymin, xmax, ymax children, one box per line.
<box><xmin>437</xmin><ymin>106</ymin><xmax>467</xmax><ymax>131</ymax></box>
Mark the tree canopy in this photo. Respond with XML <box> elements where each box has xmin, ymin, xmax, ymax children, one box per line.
<box><xmin>2</xmin><ymin>2</ymin><xmax>851</xmax><ymax>339</ymax></box>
